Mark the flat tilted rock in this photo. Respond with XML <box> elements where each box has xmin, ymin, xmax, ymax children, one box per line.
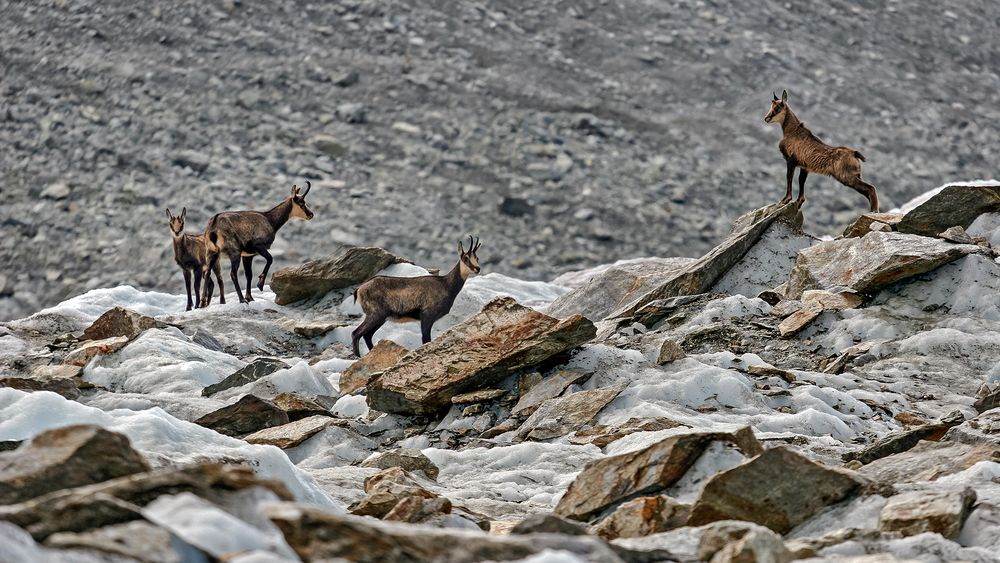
<box><xmin>879</xmin><ymin>488</ymin><xmax>977</xmax><ymax>539</ymax></box>
<box><xmin>193</xmin><ymin>394</ymin><xmax>289</xmax><ymax>437</ymax></box>
<box><xmin>555</xmin><ymin>427</ymin><xmax>762</xmax><ymax>521</ymax></box>
<box><xmin>243</xmin><ymin>415</ymin><xmax>334</xmax><ymax>449</ymax></box>
<box><xmin>367</xmin><ymin>297</ymin><xmax>596</xmax><ymax>416</ymax></box>
<box><xmin>515</xmin><ymin>383</ymin><xmax>627</xmax><ymax>441</ymax></box>
<box><xmin>202</xmin><ymin>357</ymin><xmax>289</xmax><ymax>397</ymax></box>
<box><xmin>339</xmin><ymin>339</ymin><xmax>408</xmax><ymax>395</ymax></box>
<box><xmin>896</xmin><ymin>182</ymin><xmax>1000</xmax><ymax>237</ymax></box>
<box><xmin>783</xmin><ymin>231</ymin><xmax>983</xmax><ymax>299</ymax></box>
<box><xmin>270</xmin><ymin>246</ymin><xmax>408</xmax><ymax>305</ymax></box>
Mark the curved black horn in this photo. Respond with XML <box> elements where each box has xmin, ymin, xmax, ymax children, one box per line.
<box><xmin>300</xmin><ymin>181</ymin><xmax>311</xmax><ymax>197</ymax></box>
<box><xmin>474</xmin><ymin>236</ymin><xmax>480</xmax><ymax>251</ymax></box>
<box><xmin>467</xmin><ymin>235</ymin><xmax>475</xmax><ymax>253</ymax></box>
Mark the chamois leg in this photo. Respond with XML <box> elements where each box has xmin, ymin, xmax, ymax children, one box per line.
<box><xmin>363</xmin><ymin>317</ymin><xmax>387</xmax><ymax>352</ymax></box>
<box><xmin>242</xmin><ymin>255</ymin><xmax>255</xmax><ymax>302</ymax></box>
<box><xmin>796</xmin><ymin>169</ymin><xmax>808</xmax><ymax>208</ymax></box>
<box><xmin>201</xmin><ymin>252</ymin><xmax>219</xmax><ymax>307</ymax></box>
<box><xmin>212</xmin><ymin>260</ymin><xmax>226</xmax><ymax>305</ymax></box>
<box><xmin>229</xmin><ymin>254</ymin><xmax>246</xmax><ymax>304</ymax></box>
<box><xmin>192</xmin><ymin>268</ymin><xmax>203</xmax><ymax>310</ymax></box>
<box><xmin>183</xmin><ymin>270</ymin><xmax>193</xmax><ymax>311</ymax></box>
<box><xmin>351</xmin><ymin>315</ymin><xmax>385</xmax><ymax>357</ymax></box>
<box><xmin>256</xmin><ymin>248</ymin><xmax>273</xmax><ymax>291</ymax></box>
<box><xmin>844</xmin><ymin>176</ymin><xmax>880</xmax><ymax>213</ymax></box>
<box><xmin>781</xmin><ymin>160</ymin><xmax>795</xmax><ymax>205</ymax></box>
<box><xmin>419</xmin><ymin>313</ymin><xmax>435</xmax><ymax>345</ymax></box>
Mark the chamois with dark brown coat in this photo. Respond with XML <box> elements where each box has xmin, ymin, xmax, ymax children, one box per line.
<box><xmin>764</xmin><ymin>90</ymin><xmax>880</xmax><ymax>212</ymax></box>
<box><xmin>166</xmin><ymin>207</ymin><xmax>225</xmax><ymax>311</ymax></box>
<box><xmin>200</xmin><ymin>183</ymin><xmax>314</xmax><ymax>306</ymax></box>
<box><xmin>351</xmin><ymin>236</ymin><xmax>482</xmax><ymax>357</ymax></box>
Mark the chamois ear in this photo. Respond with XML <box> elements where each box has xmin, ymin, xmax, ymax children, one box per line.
<box><xmin>290</xmin><ymin>184</ymin><xmax>299</xmax><ymax>197</ymax></box>
<box><xmin>165</xmin><ymin>208</ymin><xmax>172</xmax><ymax>219</ymax></box>
<box><xmin>772</xmin><ymin>91</ymin><xmax>778</xmax><ymax>101</ymax></box>
<box><xmin>781</xmin><ymin>89</ymin><xmax>788</xmax><ymax>102</ymax></box>
<box><xmin>458</xmin><ymin>241</ymin><xmax>465</xmax><ymax>255</ymax></box>
<box><xmin>180</xmin><ymin>207</ymin><xmax>186</xmax><ymax>220</ymax></box>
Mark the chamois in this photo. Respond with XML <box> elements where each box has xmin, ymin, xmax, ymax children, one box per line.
<box><xmin>200</xmin><ymin>182</ymin><xmax>314</xmax><ymax>306</ymax></box>
<box><xmin>764</xmin><ymin>90</ymin><xmax>880</xmax><ymax>212</ymax></box>
<box><xmin>351</xmin><ymin>236</ymin><xmax>482</xmax><ymax>357</ymax></box>
<box><xmin>166</xmin><ymin>207</ymin><xmax>225</xmax><ymax>311</ymax></box>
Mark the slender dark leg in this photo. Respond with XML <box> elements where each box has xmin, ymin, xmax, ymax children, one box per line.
<box><xmin>183</xmin><ymin>270</ymin><xmax>193</xmax><ymax>311</ymax></box>
<box><xmin>192</xmin><ymin>268</ymin><xmax>203</xmax><ymax>309</ymax></box>
<box><xmin>796</xmin><ymin>169</ymin><xmax>808</xmax><ymax>208</ymax></box>
<box><xmin>847</xmin><ymin>177</ymin><xmax>880</xmax><ymax>212</ymax></box>
<box><xmin>242</xmin><ymin>255</ymin><xmax>255</xmax><ymax>302</ymax></box>
<box><xmin>782</xmin><ymin>160</ymin><xmax>795</xmax><ymax>204</ymax></box>
<box><xmin>351</xmin><ymin>322</ymin><xmax>368</xmax><ymax>357</ymax></box>
<box><xmin>201</xmin><ymin>252</ymin><xmax>219</xmax><ymax>307</ymax></box>
<box><xmin>419</xmin><ymin>314</ymin><xmax>434</xmax><ymax>344</ymax></box>
<box><xmin>229</xmin><ymin>254</ymin><xmax>245</xmax><ymax>303</ymax></box>
<box><xmin>256</xmin><ymin>248</ymin><xmax>273</xmax><ymax>291</ymax></box>
<box><xmin>364</xmin><ymin>317</ymin><xmax>387</xmax><ymax>352</ymax></box>
<box><xmin>213</xmin><ymin>260</ymin><xmax>226</xmax><ymax>304</ymax></box>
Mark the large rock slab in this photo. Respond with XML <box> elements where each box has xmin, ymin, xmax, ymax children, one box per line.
<box><xmin>63</xmin><ymin>336</ymin><xmax>129</xmax><ymax>366</ymax></box>
<box><xmin>202</xmin><ymin>358</ymin><xmax>289</xmax><ymax>397</ymax></box>
<box><xmin>546</xmin><ymin>257</ymin><xmax>696</xmax><ymax>322</ymax></box>
<box><xmin>516</xmin><ymin>383</ymin><xmax>627</xmax><ymax>441</ymax></box>
<box><xmin>858</xmin><ymin>440</ymin><xmax>1000</xmax><ymax>485</ymax></box>
<box><xmin>265</xmin><ymin>502</ymin><xmax>625</xmax><ymax>563</ymax></box>
<box><xmin>697</xmin><ymin>520</ymin><xmax>792</xmax><ymax>563</ymax></box>
<box><xmin>687</xmin><ymin>446</ymin><xmax>863</xmax><ymax>533</ymax></box>
<box><xmin>555</xmin><ymin>427</ymin><xmax>763</xmax><ymax>521</ymax></box>
<box><xmin>193</xmin><ymin>395</ymin><xmax>289</xmax><ymax>436</ymax></box>
<box><xmin>361</xmin><ymin>449</ymin><xmax>439</xmax><ymax>481</ymax></box>
<box><xmin>511</xmin><ymin>369</ymin><xmax>591</xmax><ymax>416</ymax></box>
<box><xmin>0</xmin><ymin>425</ymin><xmax>150</xmax><ymax>505</ymax></box>
<box><xmin>783</xmin><ymin>231</ymin><xmax>982</xmax><ymax>299</ymax></box>
<box><xmin>590</xmin><ymin>495</ymin><xmax>689</xmax><ymax>540</ymax></box>
<box><xmin>896</xmin><ymin>182</ymin><xmax>1000</xmax><ymax>237</ymax></box>
<box><xmin>271</xmin><ymin>246</ymin><xmax>408</xmax><ymax>305</ymax></box>
<box><xmin>367</xmin><ymin>297</ymin><xmax>596</xmax><ymax>416</ymax></box>
<box><xmin>609</xmin><ymin>202</ymin><xmax>802</xmax><ymax>319</ymax></box>
<box><xmin>244</xmin><ymin>415</ymin><xmax>334</xmax><ymax>449</ymax></box>
<box><xmin>340</xmin><ymin>339</ymin><xmax>408</xmax><ymax>394</ymax></box>
<box><xmin>879</xmin><ymin>488</ymin><xmax>977</xmax><ymax>539</ymax></box>
<box><xmin>82</xmin><ymin>307</ymin><xmax>158</xmax><ymax>341</ymax></box>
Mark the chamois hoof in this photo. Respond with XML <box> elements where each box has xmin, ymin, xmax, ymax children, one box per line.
<box><xmin>796</xmin><ymin>198</ymin><xmax>806</xmax><ymax>209</ymax></box>
<box><xmin>779</xmin><ymin>197</ymin><xmax>792</xmax><ymax>205</ymax></box>
<box><xmin>185</xmin><ymin>305</ymin><xmax>193</xmax><ymax>312</ymax></box>
<box><xmin>219</xmin><ymin>297</ymin><xmax>226</xmax><ymax>305</ymax></box>
<box><xmin>257</xmin><ymin>280</ymin><xmax>265</xmax><ymax>291</ymax></box>
<box><xmin>245</xmin><ymin>294</ymin><xmax>254</xmax><ymax>303</ymax></box>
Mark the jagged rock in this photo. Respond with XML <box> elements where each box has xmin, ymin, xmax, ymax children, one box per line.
<box><xmin>510</xmin><ymin>513</ymin><xmax>589</xmax><ymax>536</ymax></box>
<box><xmin>857</xmin><ymin>441</ymin><xmax>1000</xmax><ymax>485</ymax></box>
<box><xmin>973</xmin><ymin>386</ymin><xmax>1000</xmax><ymax>413</ymax></box>
<box><xmin>630</xmin><ymin>294</ymin><xmax>709</xmax><ymax>328</ymax></box>
<box><xmin>782</xmin><ymin>528</ymin><xmax>889</xmax><ymax>560</ymax></box>
<box><xmin>265</xmin><ymin>502</ymin><xmax>625</xmax><ymax>562</ymax></box>
<box><xmin>0</xmin><ymin>464</ymin><xmax>290</xmax><ymax>541</ymax></box>
<box><xmin>711</xmin><ymin>217</ymin><xmax>815</xmax><ymax>298</ymax></box>
<box><xmin>44</xmin><ymin>520</ymin><xmax>178</xmax><ymax>562</ymax></box>
<box><xmin>511</xmin><ymin>370</ymin><xmax>591</xmax><ymax>417</ymax></box>
<box><xmin>783</xmin><ymin>232</ymin><xmax>982</xmax><ymax>299</ymax></box>
<box><xmin>287</xmin><ymin>320</ymin><xmax>344</xmax><ymax>338</ymax></box>
<box><xmin>801</xmin><ymin>289</ymin><xmax>864</xmax><ymax>310</ymax></box>
<box><xmin>696</xmin><ymin>520</ymin><xmax>792</xmax><ymax>563</ymax></box>
<box><xmin>843</xmin><ymin>213</ymin><xmax>903</xmax><ymax>238</ymax></box>
<box><xmin>63</xmin><ymin>336</ymin><xmax>128</xmax><ymax>366</ymax></box>
<box><xmin>555</xmin><ymin>427</ymin><xmax>762</xmax><ymax>521</ymax></box>
<box><xmin>688</xmin><ymin>446</ymin><xmax>862</xmax><ymax>533</ymax></box>
<box><xmin>945</xmin><ymin>409</ymin><xmax>1000</xmax><ymax>443</ymax></box>
<box><xmin>383</xmin><ymin>495</ymin><xmax>452</xmax><ymax>524</ymax></box>
<box><xmin>569</xmin><ymin>417</ymin><xmax>687</xmax><ymax>448</ymax></box>
<box><xmin>746</xmin><ymin>364</ymin><xmax>795</xmax><ymax>383</ymax></box>
<box><xmin>879</xmin><ymin>488</ymin><xmax>977</xmax><ymax>539</ymax></box>
<box><xmin>360</xmin><ymin>449</ymin><xmax>440</xmax><ymax>481</ymax></box>
<box><xmin>271</xmin><ymin>392</ymin><xmax>331</xmax><ymax>421</ymax></box>
<box><xmin>516</xmin><ymin>383</ymin><xmax>627</xmax><ymax>441</ymax></box>
<box><xmin>368</xmin><ymin>297</ymin><xmax>596</xmax><ymax>415</ymax></box>
<box><xmin>610</xmin><ymin>202</ymin><xmax>801</xmax><ymax>319</ymax></box>
<box><xmin>350</xmin><ymin>468</ymin><xmax>438</xmax><ymax>518</ymax></box>
<box><xmin>769</xmin><ymin>299</ymin><xmax>803</xmax><ymax>318</ymax></box>
<box><xmin>960</xmin><ymin>503</ymin><xmax>1000</xmax><ymax>549</ymax></box>
<box><xmin>0</xmin><ymin>425</ymin><xmax>150</xmax><ymax>505</ymax></box>
<box><xmin>339</xmin><ymin>339</ymin><xmax>408</xmax><ymax>395</ymax></box>
<box><xmin>243</xmin><ymin>415</ymin><xmax>334</xmax><ymax>448</ymax></box>
<box><xmin>202</xmin><ymin>358</ymin><xmax>289</xmax><ymax>397</ymax></box>
<box><xmin>81</xmin><ymin>307</ymin><xmax>157</xmax><ymax>341</ymax></box>
<box><xmin>656</xmin><ymin>339</ymin><xmax>685</xmax><ymax>364</ymax></box>
<box><xmin>939</xmin><ymin>225</ymin><xmax>977</xmax><ymax>244</ymax></box>
<box><xmin>451</xmin><ymin>389</ymin><xmax>506</xmax><ymax>404</ymax></box>
<box><xmin>777</xmin><ymin>304</ymin><xmax>821</xmax><ymax>337</ymax></box>
<box><xmin>590</xmin><ymin>495</ymin><xmax>689</xmax><ymax>540</ymax></box>
<box><xmin>193</xmin><ymin>395</ymin><xmax>289</xmax><ymax>437</ymax></box>
<box><xmin>896</xmin><ymin>183</ymin><xmax>1000</xmax><ymax>237</ymax></box>
<box><xmin>0</xmin><ymin>376</ymin><xmax>80</xmax><ymax>399</ymax></box>
<box><xmin>843</xmin><ymin>422</ymin><xmax>956</xmax><ymax>465</ymax></box>
<box><xmin>546</xmin><ymin>257</ymin><xmax>696</xmax><ymax>322</ymax></box>
<box><xmin>270</xmin><ymin>246</ymin><xmax>408</xmax><ymax>305</ymax></box>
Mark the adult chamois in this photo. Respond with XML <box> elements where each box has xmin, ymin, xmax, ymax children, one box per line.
<box><xmin>351</xmin><ymin>236</ymin><xmax>482</xmax><ymax>357</ymax></box>
<box><xmin>200</xmin><ymin>183</ymin><xmax>314</xmax><ymax>306</ymax></box>
<box><xmin>764</xmin><ymin>90</ymin><xmax>880</xmax><ymax>212</ymax></box>
<box><xmin>166</xmin><ymin>207</ymin><xmax>225</xmax><ymax>311</ymax></box>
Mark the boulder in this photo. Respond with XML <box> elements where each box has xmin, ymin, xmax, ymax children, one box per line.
<box><xmin>0</xmin><ymin>425</ymin><xmax>150</xmax><ymax>505</ymax></box>
<box><xmin>45</xmin><ymin>520</ymin><xmax>177</xmax><ymax>562</ymax></box>
<box><xmin>843</xmin><ymin>422</ymin><xmax>957</xmax><ymax>465</ymax></box>
<box><xmin>945</xmin><ymin>409</ymin><xmax>1000</xmax><ymax>443</ymax></box>
<box><xmin>451</xmin><ymin>389</ymin><xmax>506</xmax><ymax>404</ymax></box>
<box><xmin>546</xmin><ymin>257</ymin><xmax>696</xmax><ymax>322</ymax></box>
<box><xmin>555</xmin><ymin>427</ymin><xmax>762</xmax><ymax>521</ymax></box>
<box><xmin>777</xmin><ymin>304</ymin><xmax>822</xmax><ymax>337</ymax></box>
<box><xmin>0</xmin><ymin>376</ymin><xmax>80</xmax><ymax>400</ymax></box>
<box><xmin>360</xmin><ymin>449</ymin><xmax>440</xmax><ymax>481</ymax></box>
<box><xmin>939</xmin><ymin>225</ymin><xmax>976</xmax><ymax>244</ymax></box>
<box><xmin>746</xmin><ymin>365</ymin><xmax>795</xmax><ymax>383</ymax></box>
<box><xmin>973</xmin><ymin>386</ymin><xmax>1000</xmax><ymax>414</ymax></box>
<box><xmin>516</xmin><ymin>383</ymin><xmax>627</xmax><ymax>441</ymax></box>
<box><xmin>81</xmin><ymin>307</ymin><xmax>158</xmax><ymax>341</ymax></box>
<box><xmin>243</xmin><ymin>415</ymin><xmax>334</xmax><ymax>449</ymax></box>
<box><xmin>696</xmin><ymin>520</ymin><xmax>792</xmax><ymax>563</ymax></box>
<box><xmin>272</xmin><ymin>392</ymin><xmax>331</xmax><ymax>421</ymax></box>
<box><xmin>687</xmin><ymin>447</ymin><xmax>863</xmax><ymax>533</ymax></box>
<box><xmin>879</xmin><ymin>488</ymin><xmax>977</xmax><ymax>539</ymax></box>
<box><xmin>569</xmin><ymin>417</ymin><xmax>687</xmax><ymax>448</ymax></box>
<box><xmin>339</xmin><ymin>339</ymin><xmax>408</xmax><ymax>395</ymax></box>
<box><xmin>367</xmin><ymin>297</ymin><xmax>596</xmax><ymax>416</ymax></box>
<box><xmin>383</xmin><ymin>495</ymin><xmax>452</xmax><ymax>525</ymax></box>
<box><xmin>270</xmin><ymin>246</ymin><xmax>408</xmax><ymax>305</ymax></box>
<box><xmin>193</xmin><ymin>395</ymin><xmax>289</xmax><ymax>436</ymax></box>
<box><xmin>265</xmin><ymin>502</ymin><xmax>625</xmax><ymax>563</ymax></box>
<box><xmin>350</xmin><ymin>468</ymin><xmax>439</xmax><ymax>518</ymax></box>
<box><xmin>63</xmin><ymin>336</ymin><xmax>128</xmax><ymax>366</ymax></box>
<box><xmin>590</xmin><ymin>495</ymin><xmax>689</xmax><ymax>540</ymax></box>
<box><xmin>896</xmin><ymin>183</ymin><xmax>1000</xmax><ymax>237</ymax></box>
<box><xmin>783</xmin><ymin>232</ymin><xmax>982</xmax><ymax>299</ymax></box>
<box><xmin>843</xmin><ymin>213</ymin><xmax>903</xmax><ymax>238</ymax></box>
<box><xmin>510</xmin><ymin>513</ymin><xmax>589</xmax><ymax>536</ymax></box>
<box><xmin>858</xmin><ymin>441</ymin><xmax>1000</xmax><ymax>485</ymax></box>
<box><xmin>511</xmin><ymin>370</ymin><xmax>591</xmax><ymax>417</ymax></box>
<box><xmin>655</xmin><ymin>339</ymin><xmax>686</xmax><ymax>364</ymax></box>
<box><xmin>801</xmin><ymin>289</ymin><xmax>864</xmax><ymax>310</ymax></box>
<box><xmin>202</xmin><ymin>357</ymin><xmax>289</xmax><ymax>397</ymax></box>
<box><xmin>630</xmin><ymin>294</ymin><xmax>709</xmax><ymax>328</ymax></box>
<box><xmin>610</xmin><ymin>202</ymin><xmax>801</xmax><ymax>319</ymax></box>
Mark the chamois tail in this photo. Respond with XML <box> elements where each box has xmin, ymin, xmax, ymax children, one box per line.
<box><xmin>854</xmin><ymin>151</ymin><xmax>866</xmax><ymax>162</ymax></box>
<box><xmin>353</xmin><ymin>288</ymin><xmax>358</xmax><ymax>304</ymax></box>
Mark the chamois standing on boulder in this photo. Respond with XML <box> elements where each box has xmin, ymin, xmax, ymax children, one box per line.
<box><xmin>200</xmin><ymin>183</ymin><xmax>314</xmax><ymax>306</ymax></box>
<box><xmin>351</xmin><ymin>236</ymin><xmax>482</xmax><ymax>357</ymax></box>
<box><xmin>764</xmin><ymin>90</ymin><xmax>880</xmax><ymax>212</ymax></box>
<box><xmin>166</xmin><ymin>207</ymin><xmax>225</xmax><ymax>311</ymax></box>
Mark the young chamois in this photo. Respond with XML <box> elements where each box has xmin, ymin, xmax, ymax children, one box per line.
<box><xmin>166</xmin><ymin>207</ymin><xmax>225</xmax><ymax>311</ymax></box>
<box><xmin>351</xmin><ymin>236</ymin><xmax>482</xmax><ymax>357</ymax></box>
<box><xmin>200</xmin><ymin>182</ymin><xmax>314</xmax><ymax>306</ymax></box>
<box><xmin>764</xmin><ymin>90</ymin><xmax>880</xmax><ymax>212</ymax></box>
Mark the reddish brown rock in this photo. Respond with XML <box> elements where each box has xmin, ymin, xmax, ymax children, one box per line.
<box><xmin>63</xmin><ymin>336</ymin><xmax>129</xmax><ymax>366</ymax></box>
<box><xmin>590</xmin><ymin>495</ymin><xmax>689</xmax><ymax>540</ymax></box>
<box><xmin>82</xmin><ymin>307</ymin><xmax>158</xmax><ymax>341</ymax></box>
<box><xmin>339</xmin><ymin>339</ymin><xmax>409</xmax><ymax>395</ymax></box>
<box><xmin>193</xmin><ymin>395</ymin><xmax>289</xmax><ymax>437</ymax></box>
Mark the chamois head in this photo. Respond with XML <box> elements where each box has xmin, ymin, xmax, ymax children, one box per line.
<box><xmin>764</xmin><ymin>90</ymin><xmax>789</xmax><ymax>124</ymax></box>
<box><xmin>457</xmin><ymin>235</ymin><xmax>482</xmax><ymax>278</ymax></box>
<box><xmin>166</xmin><ymin>207</ymin><xmax>187</xmax><ymax>237</ymax></box>
<box><xmin>288</xmin><ymin>182</ymin><xmax>315</xmax><ymax>220</ymax></box>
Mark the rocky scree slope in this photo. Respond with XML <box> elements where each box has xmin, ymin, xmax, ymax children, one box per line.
<box><xmin>2</xmin><ymin>182</ymin><xmax>1000</xmax><ymax>561</ymax></box>
<box><xmin>2</xmin><ymin>0</ymin><xmax>1000</xmax><ymax>320</ymax></box>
